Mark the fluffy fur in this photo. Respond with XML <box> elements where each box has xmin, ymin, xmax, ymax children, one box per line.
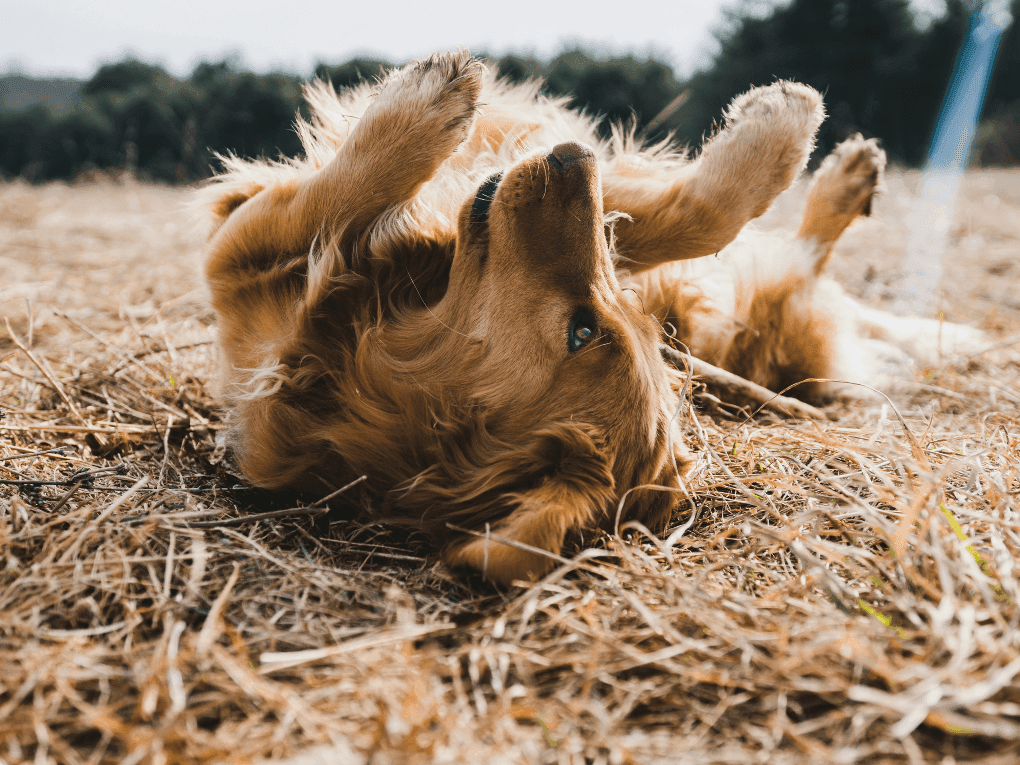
<box><xmin>201</xmin><ymin>51</ymin><xmax>981</xmax><ymax>584</ymax></box>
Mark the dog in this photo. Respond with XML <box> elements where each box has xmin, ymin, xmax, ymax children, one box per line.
<box><xmin>201</xmin><ymin>51</ymin><xmax>980</xmax><ymax>584</ymax></box>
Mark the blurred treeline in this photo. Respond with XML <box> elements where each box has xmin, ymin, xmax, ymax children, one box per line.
<box><xmin>1</xmin><ymin>0</ymin><xmax>1018</xmax><ymax>183</ymax></box>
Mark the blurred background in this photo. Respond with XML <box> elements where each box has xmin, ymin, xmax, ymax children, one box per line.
<box><xmin>1</xmin><ymin>0</ymin><xmax>1017</xmax><ymax>184</ymax></box>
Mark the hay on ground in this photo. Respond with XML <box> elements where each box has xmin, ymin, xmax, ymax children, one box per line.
<box><xmin>1</xmin><ymin>173</ymin><xmax>1019</xmax><ymax>764</ymax></box>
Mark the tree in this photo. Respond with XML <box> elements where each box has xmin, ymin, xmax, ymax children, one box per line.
<box><xmin>313</xmin><ymin>59</ymin><xmax>392</xmax><ymax>91</ymax></box>
<box><xmin>494</xmin><ymin>54</ymin><xmax>544</xmax><ymax>84</ymax></box>
<box><xmin>668</xmin><ymin>0</ymin><xmax>968</xmax><ymax>165</ymax></box>
<box><xmin>543</xmin><ymin>50</ymin><xmax>683</xmax><ymax>139</ymax></box>
<box><xmin>81</xmin><ymin>59</ymin><xmax>174</xmax><ymax>97</ymax></box>
<box><xmin>975</xmin><ymin>0</ymin><xmax>1020</xmax><ymax>164</ymax></box>
<box><xmin>985</xmin><ymin>0</ymin><xmax>1020</xmax><ymax>113</ymax></box>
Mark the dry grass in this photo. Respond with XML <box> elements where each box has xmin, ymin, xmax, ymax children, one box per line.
<box><xmin>1</xmin><ymin>170</ymin><xmax>1019</xmax><ymax>765</ymax></box>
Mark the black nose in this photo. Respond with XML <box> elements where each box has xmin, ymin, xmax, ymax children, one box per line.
<box><xmin>549</xmin><ymin>141</ymin><xmax>596</xmax><ymax>169</ymax></box>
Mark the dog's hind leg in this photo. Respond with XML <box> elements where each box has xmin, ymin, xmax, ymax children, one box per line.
<box><xmin>735</xmin><ymin>137</ymin><xmax>985</xmax><ymax>383</ymax></box>
<box><xmin>605</xmin><ymin>81</ymin><xmax>825</xmax><ymax>273</ymax></box>
<box><xmin>796</xmin><ymin>134</ymin><xmax>885</xmax><ymax>274</ymax></box>
<box><xmin>715</xmin><ymin>136</ymin><xmax>886</xmax><ymax>399</ymax></box>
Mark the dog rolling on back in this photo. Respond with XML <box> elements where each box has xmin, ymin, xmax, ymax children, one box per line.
<box><xmin>202</xmin><ymin>51</ymin><xmax>981</xmax><ymax>584</ymax></box>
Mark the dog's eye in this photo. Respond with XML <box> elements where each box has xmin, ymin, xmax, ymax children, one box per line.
<box><xmin>471</xmin><ymin>172</ymin><xmax>503</xmax><ymax>223</ymax></box>
<box><xmin>567</xmin><ymin>309</ymin><xmax>597</xmax><ymax>352</ymax></box>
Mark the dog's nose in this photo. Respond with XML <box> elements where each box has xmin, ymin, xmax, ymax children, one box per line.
<box><xmin>549</xmin><ymin>141</ymin><xmax>596</xmax><ymax>169</ymax></box>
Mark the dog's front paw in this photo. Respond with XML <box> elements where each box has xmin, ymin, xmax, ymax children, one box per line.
<box><xmin>371</xmin><ymin>50</ymin><xmax>484</xmax><ymax>153</ymax></box>
<box><xmin>703</xmin><ymin>81</ymin><xmax>825</xmax><ymax>216</ymax></box>
<box><xmin>725</xmin><ymin>80</ymin><xmax>825</xmax><ymax>137</ymax></box>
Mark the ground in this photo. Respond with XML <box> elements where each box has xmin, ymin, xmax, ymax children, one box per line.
<box><xmin>0</xmin><ymin>169</ymin><xmax>1018</xmax><ymax>765</ymax></box>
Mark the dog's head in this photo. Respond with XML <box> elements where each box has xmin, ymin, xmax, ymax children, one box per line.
<box><xmin>393</xmin><ymin>142</ymin><xmax>692</xmax><ymax>582</ymax></box>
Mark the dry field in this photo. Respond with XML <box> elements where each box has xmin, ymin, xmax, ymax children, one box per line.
<box><xmin>1</xmin><ymin>169</ymin><xmax>1019</xmax><ymax>765</ymax></box>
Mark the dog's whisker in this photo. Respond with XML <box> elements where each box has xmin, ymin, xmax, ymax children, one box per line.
<box><xmin>406</xmin><ymin>270</ymin><xmax>475</xmax><ymax>340</ymax></box>
<box><xmin>575</xmin><ymin>339</ymin><xmax>613</xmax><ymax>358</ymax></box>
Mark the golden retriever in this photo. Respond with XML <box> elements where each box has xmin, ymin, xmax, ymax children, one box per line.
<box><xmin>201</xmin><ymin>51</ymin><xmax>980</xmax><ymax>584</ymax></box>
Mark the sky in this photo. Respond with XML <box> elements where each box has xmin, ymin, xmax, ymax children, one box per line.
<box><xmin>3</xmin><ymin>0</ymin><xmax>949</xmax><ymax>80</ymax></box>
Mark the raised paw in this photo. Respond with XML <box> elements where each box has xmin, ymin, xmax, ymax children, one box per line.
<box><xmin>726</xmin><ymin>80</ymin><xmax>826</xmax><ymax>137</ymax></box>
<box><xmin>696</xmin><ymin>80</ymin><xmax>826</xmax><ymax>220</ymax></box>
<box><xmin>312</xmin><ymin>50</ymin><xmax>484</xmax><ymax>234</ymax></box>
<box><xmin>797</xmin><ymin>134</ymin><xmax>886</xmax><ymax>266</ymax></box>
<box><xmin>367</xmin><ymin>49</ymin><xmax>484</xmax><ymax>156</ymax></box>
<box><xmin>601</xmin><ymin>80</ymin><xmax>825</xmax><ymax>271</ymax></box>
<box><xmin>808</xmin><ymin>133</ymin><xmax>886</xmax><ymax>218</ymax></box>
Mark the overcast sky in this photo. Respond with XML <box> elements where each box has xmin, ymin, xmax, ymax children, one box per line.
<box><xmin>4</xmin><ymin>0</ymin><xmax>948</xmax><ymax>79</ymax></box>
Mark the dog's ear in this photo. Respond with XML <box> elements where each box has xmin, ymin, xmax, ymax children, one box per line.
<box><xmin>441</xmin><ymin>426</ymin><xmax>616</xmax><ymax>585</ymax></box>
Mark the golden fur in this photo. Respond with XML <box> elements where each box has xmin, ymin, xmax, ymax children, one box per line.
<box><xmin>201</xmin><ymin>51</ymin><xmax>981</xmax><ymax>584</ymax></box>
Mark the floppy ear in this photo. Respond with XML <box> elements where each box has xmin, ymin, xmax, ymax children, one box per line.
<box><xmin>441</xmin><ymin>427</ymin><xmax>616</xmax><ymax>585</ymax></box>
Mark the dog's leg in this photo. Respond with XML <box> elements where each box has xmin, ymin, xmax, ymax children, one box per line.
<box><xmin>796</xmin><ymin>133</ymin><xmax>885</xmax><ymax>274</ymax></box>
<box><xmin>854</xmin><ymin>303</ymin><xmax>989</xmax><ymax>368</ymax></box>
<box><xmin>205</xmin><ymin>51</ymin><xmax>483</xmax><ymax>286</ymax></box>
<box><xmin>605</xmin><ymin>81</ymin><xmax>825</xmax><ymax>273</ymax></box>
<box><xmin>203</xmin><ymin>53</ymin><xmax>483</xmax><ymax>491</ymax></box>
<box><xmin>715</xmin><ymin>136</ymin><xmax>886</xmax><ymax>397</ymax></box>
